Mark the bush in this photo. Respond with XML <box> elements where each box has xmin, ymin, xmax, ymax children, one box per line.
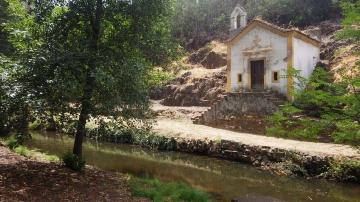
<box><xmin>332</xmin><ymin>120</ymin><xmax>360</xmax><ymax>145</ymax></box>
<box><xmin>266</xmin><ymin>68</ymin><xmax>360</xmax><ymax>145</ymax></box>
<box><xmin>62</xmin><ymin>152</ymin><xmax>86</xmax><ymax>171</ymax></box>
<box><xmin>148</xmin><ymin>69</ymin><xmax>174</xmax><ymax>88</ymax></box>
<box><xmin>329</xmin><ymin>160</ymin><xmax>360</xmax><ymax>183</ymax></box>
<box><xmin>85</xmin><ymin>118</ymin><xmax>153</xmax><ymax>144</ymax></box>
<box><xmin>14</xmin><ymin>145</ymin><xmax>29</xmax><ymax>156</ymax></box>
<box><xmin>5</xmin><ymin>137</ymin><xmax>20</xmax><ymax>149</ymax></box>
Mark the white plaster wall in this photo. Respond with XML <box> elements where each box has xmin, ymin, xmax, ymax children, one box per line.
<box><xmin>230</xmin><ymin>26</ymin><xmax>288</xmax><ymax>95</ymax></box>
<box><xmin>293</xmin><ymin>37</ymin><xmax>320</xmax><ymax>90</ymax></box>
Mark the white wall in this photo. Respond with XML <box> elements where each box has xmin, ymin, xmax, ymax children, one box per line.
<box><xmin>230</xmin><ymin>26</ymin><xmax>288</xmax><ymax>95</ymax></box>
<box><xmin>293</xmin><ymin>37</ymin><xmax>320</xmax><ymax>90</ymax></box>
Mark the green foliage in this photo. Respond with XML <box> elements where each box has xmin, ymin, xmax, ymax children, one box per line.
<box><xmin>28</xmin><ymin>119</ymin><xmax>42</xmax><ymax>131</ymax></box>
<box><xmin>14</xmin><ymin>132</ymin><xmax>31</xmax><ymax>145</ymax></box>
<box><xmin>14</xmin><ymin>145</ymin><xmax>29</xmax><ymax>156</ymax></box>
<box><xmin>266</xmin><ymin>125</ymin><xmax>288</xmax><ymax>138</ymax></box>
<box><xmin>3</xmin><ymin>137</ymin><xmax>60</xmax><ymax>162</ymax></box>
<box><xmin>62</xmin><ymin>152</ymin><xmax>86</xmax><ymax>172</ymax></box>
<box><xmin>129</xmin><ymin>177</ymin><xmax>212</xmax><ymax>202</ymax></box>
<box><xmin>148</xmin><ymin>68</ymin><xmax>174</xmax><ymax>88</ymax></box>
<box><xmin>85</xmin><ymin>117</ymin><xmax>153</xmax><ymax>144</ymax></box>
<box><xmin>0</xmin><ymin>0</ymin><xmax>13</xmax><ymax>55</ymax></box>
<box><xmin>332</xmin><ymin>120</ymin><xmax>360</xmax><ymax>144</ymax></box>
<box><xmin>0</xmin><ymin>0</ymin><xmax>180</xmax><ymax>156</ymax></box>
<box><xmin>337</xmin><ymin>0</ymin><xmax>360</xmax><ymax>41</ymax></box>
<box><xmin>172</xmin><ymin>0</ymin><xmax>238</xmax><ymax>49</ymax></box>
<box><xmin>267</xmin><ymin>68</ymin><xmax>360</xmax><ymax>145</ymax></box>
<box><xmin>328</xmin><ymin>160</ymin><xmax>360</xmax><ymax>183</ymax></box>
<box><xmin>5</xmin><ymin>133</ymin><xmax>31</xmax><ymax>149</ymax></box>
<box><xmin>290</xmin><ymin>119</ymin><xmax>328</xmax><ymax>140</ymax></box>
<box><xmin>5</xmin><ymin>136</ymin><xmax>20</xmax><ymax>149</ymax></box>
<box><xmin>268</xmin><ymin>1</ymin><xmax>360</xmax><ymax>144</ymax></box>
<box><xmin>172</xmin><ymin>0</ymin><xmax>337</xmax><ymax>49</ymax></box>
<box><xmin>249</xmin><ymin>0</ymin><xmax>336</xmax><ymax>27</ymax></box>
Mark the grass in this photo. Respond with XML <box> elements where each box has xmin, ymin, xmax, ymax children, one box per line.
<box><xmin>128</xmin><ymin>176</ymin><xmax>213</xmax><ymax>202</ymax></box>
<box><xmin>13</xmin><ymin>145</ymin><xmax>60</xmax><ymax>162</ymax></box>
<box><xmin>2</xmin><ymin>137</ymin><xmax>59</xmax><ymax>162</ymax></box>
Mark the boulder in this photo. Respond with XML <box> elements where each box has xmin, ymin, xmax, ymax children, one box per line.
<box><xmin>200</xmin><ymin>51</ymin><xmax>227</xmax><ymax>69</ymax></box>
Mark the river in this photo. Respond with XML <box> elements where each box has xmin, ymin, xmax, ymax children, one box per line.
<box><xmin>25</xmin><ymin>131</ymin><xmax>360</xmax><ymax>202</ymax></box>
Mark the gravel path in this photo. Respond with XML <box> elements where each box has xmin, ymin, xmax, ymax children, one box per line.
<box><xmin>154</xmin><ymin>118</ymin><xmax>360</xmax><ymax>159</ymax></box>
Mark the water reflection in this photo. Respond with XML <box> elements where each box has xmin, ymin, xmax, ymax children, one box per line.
<box><xmin>26</xmin><ymin>132</ymin><xmax>360</xmax><ymax>202</ymax></box>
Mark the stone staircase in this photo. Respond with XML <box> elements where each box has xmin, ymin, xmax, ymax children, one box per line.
<box><xmin>192</xmin><ymin>90</ymin><xmax>286</xmax><ymax>125</ymax></box>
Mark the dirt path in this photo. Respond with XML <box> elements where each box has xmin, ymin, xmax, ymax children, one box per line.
<box><xmin>0</xmin><ymin>145</ymin><xmax>147</xmax><ymax>202</ymax></box>
<box><xmin>152</xmin><ymin>100</ymin><xmax>209</xmax><ymax>120</ymax></box>
<box><xmin>154</xmin><ymin>118</ymin><xmax>360</xmax><ymax>159</ymax></box>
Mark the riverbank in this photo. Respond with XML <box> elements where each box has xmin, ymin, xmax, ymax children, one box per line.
<box><xmin>0</xmin><ymin>144</ymin><xmax>143</xmax><ymax>201</ymax></box>
<box><xmin>142</xmin><ymin>102</ymin><xmax>360</xmax><ymax>183</ymax></box>
<box><xmin>151</xmin><ymin>118</ymin><xmax>360</xmax><ymax>183</ymax></box>
<box><xmin>24</xmin><ymin>103</ymin><xmax>360</xmax><ymax>184</ymax></box>
<box><xmin>0</xmin><ymin>141</ymin><xmax>214</xmax><ymax>202</ymax></box>
<box><xmin>22</xmin><ymin>132</ymin><xmax>360</xmax><ymax>201</ymax></box>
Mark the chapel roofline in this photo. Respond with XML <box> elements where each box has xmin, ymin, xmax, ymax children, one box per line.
<box><xmin>226</xmin><ymin>18</ymin><xmax>321</xmax><ymax>47</ymax></box>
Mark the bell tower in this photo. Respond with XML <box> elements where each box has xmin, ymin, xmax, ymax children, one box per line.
<box><xmin>230</xmin><ymin>5</ymin><xmax>247</xmax><ymax>33</ymax></box>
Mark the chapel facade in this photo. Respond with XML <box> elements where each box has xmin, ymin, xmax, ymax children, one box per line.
<box><xmin>226</xmin><ymin>5</ymin><xmax>321</xmax><ymax>100</ymax></box>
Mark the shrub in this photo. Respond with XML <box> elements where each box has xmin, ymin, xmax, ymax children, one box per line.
<box><xmin>329</xmin><ymin>160</ymin><xmax>360</xmax><ymax>183</ymax></box>
<box><xmin>62</xmin><ymin>152</ymin><xmax>86</xmax><ymax>171</ymax></box>
<box><xmin>332</xmin><ymin>120</ymin><xmax>360</xmax><ymax>145</ymax></box>
<box><xmin>14</xmin><ymin>132</ymin><xmax>31</xmax><ymax>145</ymax></box>
<box><xmin>148</xmin><ymin>69</ymin><xmax>174</xmax><ymax>88</ymax></box>
<box><xmin>5</xmin><ymin>137</ymin><xmax>20</xmax><ymax>149</ymax></box>
<box><xmin>14</xmin><ymin>145</ymin><xmax>29</xmax><ymax>156</ymax></box>
<box><xmin>267</xmin><ymin>67</ymin><xmax>360</xmax><ymax>145</ymax></box>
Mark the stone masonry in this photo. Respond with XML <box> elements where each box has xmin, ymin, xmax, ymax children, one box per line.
<box><xmin>193</xmin><ymin>91</ymin><xmax>286</xmax><ymax>125</ymax></box>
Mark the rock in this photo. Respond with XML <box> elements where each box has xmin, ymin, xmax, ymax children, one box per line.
<box><xmin>157</xmin><ymin>69</ymin><xmax>226</xmax><ymax>106</ymax></box>
<box><xmin>318</xmin><ymin>20</ymin><xmax>342</xmax><ymax>36</ymax></box>
<box><xmin>187</xmin><ymin>46</ymin><xmax>212</xmax><ymax>64</ymax></box>
<box><xmin>200</xmin><ymin>51</ymin><xmax>227</xmax><ymax>69</ymax></box>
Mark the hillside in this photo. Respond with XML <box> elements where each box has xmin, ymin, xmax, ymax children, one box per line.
<box><xmin>152</xmin><ymin>20</ymin><xmax>358</xmax><ymax>107</ymax></box>
<box><xmin>319</xmin><ymin>22</ymin><xmax>360</xmax><ymax>81</ymax></box>
<box><xmin>151</xmin><ymin>41</ymin><xmax>228</xmax><ymax>106</ymax></box>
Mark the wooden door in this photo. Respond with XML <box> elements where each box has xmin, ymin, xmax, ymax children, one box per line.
<box><xmin>251</xmin><ymin>60</ymin><xmax>265</xmax><ymax>90</ymax></box>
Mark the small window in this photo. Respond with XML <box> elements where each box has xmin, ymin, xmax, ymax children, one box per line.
<box><xmin>236</xmin><ymin>15</ymin><xmax>241</xmax><ymax>29</ymax></box>
<box><xmin>238</xmin><ymin>74</ymin><xmax>242</xmax><ymax>83</ymax></box>
<box><xmin>272</xmin><ymin>71</ymin><xmax>279</xmax><ymax>83</ymax></box>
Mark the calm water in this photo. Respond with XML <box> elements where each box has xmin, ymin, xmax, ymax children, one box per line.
<box><xmin>26</xmin><ymin>132</ymin><xmax>360</xmax><ymax>202</ymax></box>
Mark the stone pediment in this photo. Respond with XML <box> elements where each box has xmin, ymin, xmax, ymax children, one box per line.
<box><xmin>242</xmin><ymin>35</ymin><xmax>272</xmax><ymax>56</ymax></box>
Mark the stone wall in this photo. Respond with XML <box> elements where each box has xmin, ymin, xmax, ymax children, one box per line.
<box><xmin>137</xmin><ymin>135</ymin><xmax>344</xmax><ymax>181</ymax></box>
<box><xmin>194</xmin><ymin>92</ymin><xmax>284</xmax><ymax>125</ymax></box>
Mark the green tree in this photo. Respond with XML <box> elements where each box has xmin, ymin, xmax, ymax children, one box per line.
<box><xmin>171</xmin><ymin>0</ymin><xmax>336</xmax><ymax>50</ymax></box>
<box><xmin>0</xmin><ymin>0</ymin><xmax>13</xmax><ymax>55</ymax></box>
<box><xmin>18</xmin><ymin>0</ymin><xmax>177</xmax><ymax>157</ymax></box>
<box><xmin>0</xmin><ymin>0</ymin><xmax>32</xmax><ymax>137</ymax></box>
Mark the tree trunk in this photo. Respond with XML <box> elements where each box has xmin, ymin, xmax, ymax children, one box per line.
<box><xmin>73</xmin><ymin>0</ymin><xmax>103</xmax><ymax>157</ymax></box>
<box><xmin>73</xmin><ymin>74</ymin><xmax>94</xmax><ymax>156</ymax></box>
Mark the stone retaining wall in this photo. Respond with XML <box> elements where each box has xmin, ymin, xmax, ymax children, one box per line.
<box><xmin>194</xmin><ymin>92</ymin><xmax>283</xmax><ymax>125</ymax></box>
<box><xmin>138</xmin><ymin>135</ymin><xmax>335</xmax><ymax>178</ymax></box>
